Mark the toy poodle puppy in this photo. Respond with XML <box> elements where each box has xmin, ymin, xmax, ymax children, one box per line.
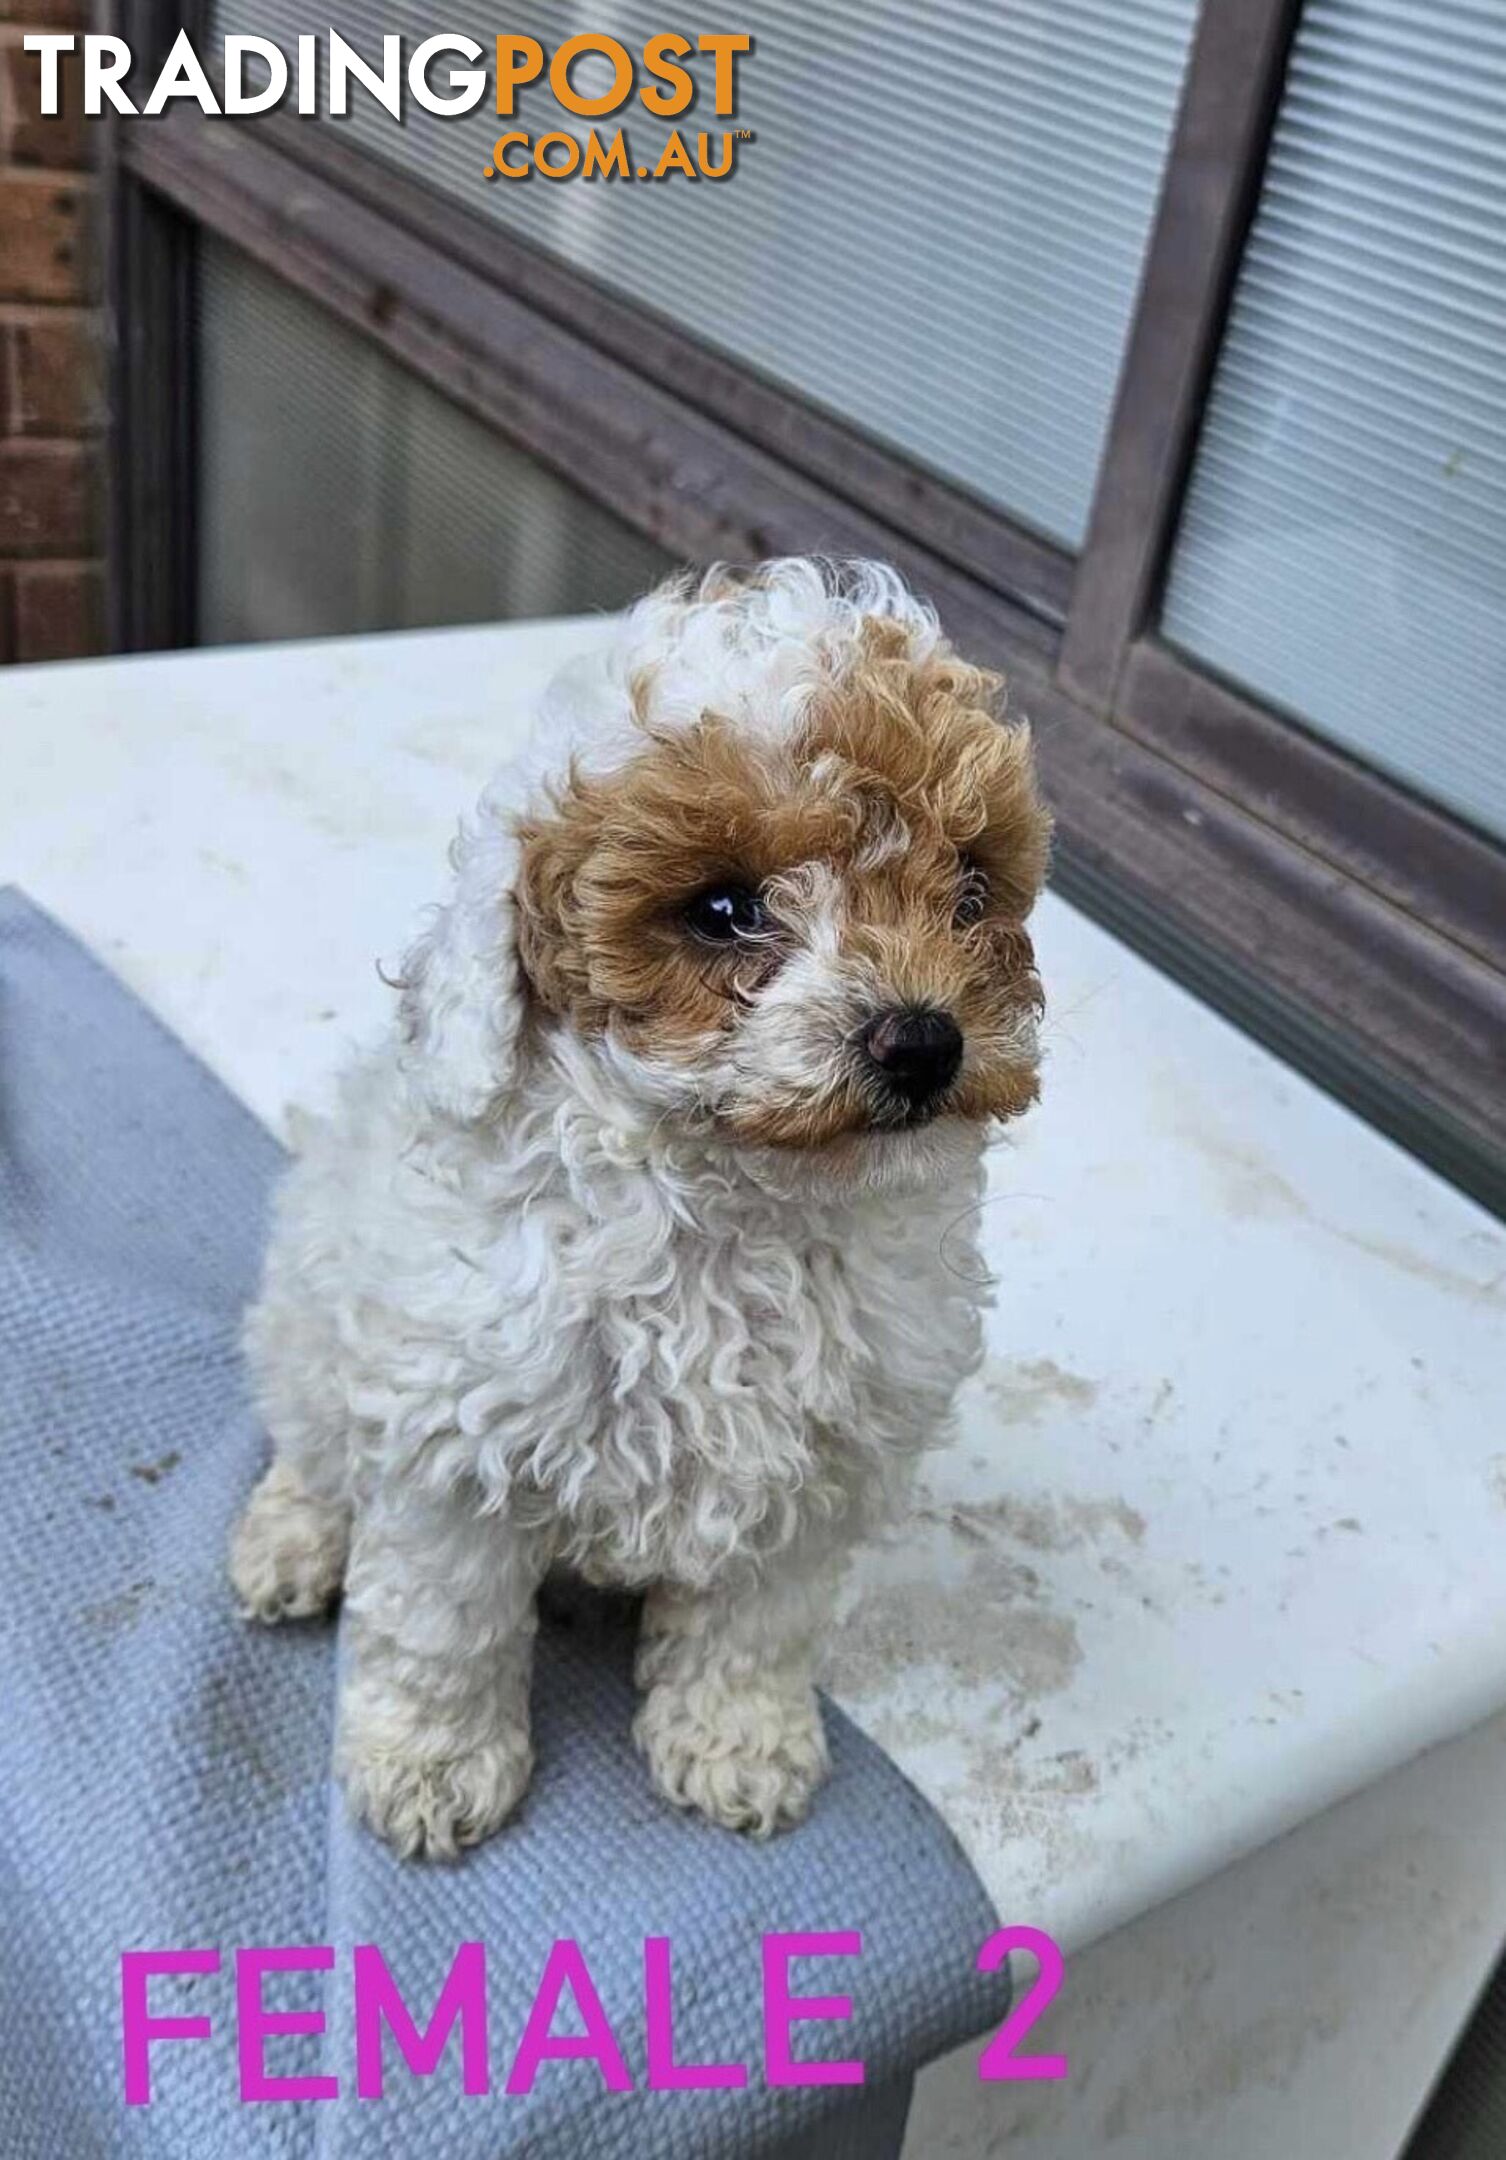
<box><xmin>229</xmin><ymin>558</ymin><xmax>1051</xmax><ymax>1859</ymax></box>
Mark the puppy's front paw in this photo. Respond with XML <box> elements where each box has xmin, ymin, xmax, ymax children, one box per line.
<box><xmin>635</xmin><ymin>1678</ymin><xmax>830</xmax><ymax>1837</ymax></box>
<box><xmin>340</xmin><ymin>1729</ymin><xmax>533</xmax><ymax>1861</ymax></box>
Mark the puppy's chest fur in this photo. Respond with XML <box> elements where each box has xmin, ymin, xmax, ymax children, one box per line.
<box><xmin>279</xmin><ymin>1059</ymin><xmax>991</xmax><ymax>1593</ymax></box>
<box><xmin>439</xmin><ymin>1142</ymin><xmax>986</xmax><ymax>1590</ymax></box>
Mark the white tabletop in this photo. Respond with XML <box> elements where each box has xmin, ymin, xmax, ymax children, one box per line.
<box><xmin>5</xmin><ymin>619</ymin><xmax>1504</xmax><ymax>1950</ymax></box>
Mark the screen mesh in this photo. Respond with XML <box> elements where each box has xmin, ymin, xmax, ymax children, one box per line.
<box><xmin>197</xmin><ymin>239</ymin><xmax>673</xmax><ymax>646</ymax></box>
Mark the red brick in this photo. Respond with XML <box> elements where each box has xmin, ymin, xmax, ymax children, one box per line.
<box><xmin>2</xmin><ymin>32</ymin><xmax>91</xmax><ymax>167</ymax></box>
<box><xmin>0</xmin><ymin>171</ymin><xmax>94</xmax><ymax>302</ymax></box>
<box><xmin>13</xmin><ymin>556</ymin><xmax>102</xmax><ymax>658</ymax></box>
<box><xmin>0</xmin><ymin>0</ymin><xmax>91</xmax><ymax>22</ymax></box>
<box><xmin>8</xmin><ymin>307</ymin><xmax>101</xmax><ymax>432</ymax></box>
<box><xmin>0</xmin><ymin>438</ymin><xmax>98</xmax><ymax>554</ymax></box>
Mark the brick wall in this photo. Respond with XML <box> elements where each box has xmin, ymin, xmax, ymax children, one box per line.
<box><xmin>0</xmin><ymin>0</ymin><xmax>105</xmax><ymax>665</ymax></box>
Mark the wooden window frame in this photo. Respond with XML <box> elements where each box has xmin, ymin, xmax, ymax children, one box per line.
<box><xmin>102</xmin><ymin>0</ymin><xmax>1506</xmax><ymax>1210</ymax></box>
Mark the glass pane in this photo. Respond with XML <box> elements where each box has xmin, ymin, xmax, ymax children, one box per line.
<box><xmin>206</xmin><ymin>0</ymin><xmax>1200</xmax><ymax>550</ymax></box>
<box><xmin>197</xmin><ymin>239</ymin><xmax>673</xmax><ymax>646</ymax></box>
<box><xmin>1162</xmin><ymin>0</ymin><xmax>1506</xmax><ymax>842</ymax></box>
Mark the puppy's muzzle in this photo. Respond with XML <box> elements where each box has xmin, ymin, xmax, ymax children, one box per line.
<box><xmin>860</xmin><ymin>1006</ymin><xmax>963</xmax><ymax>1118</ymax></box>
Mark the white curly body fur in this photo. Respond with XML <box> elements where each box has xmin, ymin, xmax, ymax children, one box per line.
<box><xmin>230</xmin><ymin>561</ymin><xmax>1015</xmax><ymax>1859</ymax></box>
<box><xmin>233</xmin><ymin>1041</ymin><xmax>986</xmax><ymax>1855</ymax></box>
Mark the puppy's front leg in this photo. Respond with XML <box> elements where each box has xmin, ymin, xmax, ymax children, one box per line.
<box><xmin>337</xmin><ymin>1483</ymin><xmax>545</xmax><ymax>1861</ymax></box>
<box><xmin>634</xmin><ymin>1550</ymin><xmax>839</xmax><ymax>1837</ymax></box>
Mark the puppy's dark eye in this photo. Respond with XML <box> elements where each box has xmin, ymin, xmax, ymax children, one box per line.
<box><xmin>684</xmin><ymin>885</ymin><xmax>769</xmax><ymax>944</ymax></box>
<box><xmin>955</xmin><ymin>856</ymin><xmax>989</xmax><ymax>927</ymax></box>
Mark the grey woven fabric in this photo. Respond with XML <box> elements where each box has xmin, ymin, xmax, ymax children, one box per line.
<box><xmin>0</xmin><ymin>886</ymin><xmax>1008</xmax><ymax>2159</ymax></box>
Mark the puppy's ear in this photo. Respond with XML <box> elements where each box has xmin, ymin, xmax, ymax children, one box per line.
<box><xmin>396</xmin><ymin>809</ymin><xmax>527</xmax><ymax>1126</ymax></box>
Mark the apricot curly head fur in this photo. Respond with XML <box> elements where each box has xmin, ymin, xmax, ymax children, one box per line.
<box><xmin>503</xmin><ymin>564</ymin><xmax>1050</xmax><ymax>1156</ymax></box>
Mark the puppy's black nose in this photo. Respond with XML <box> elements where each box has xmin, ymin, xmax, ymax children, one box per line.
<box><xmin>862</xmin><ymin>1007</ymin><xmax>963</xmax><ymax>1104</ymax></box>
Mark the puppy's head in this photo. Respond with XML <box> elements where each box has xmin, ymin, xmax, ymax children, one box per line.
<box><xmin>402</xmin><ymin>561</ymin><xmax>1051</xmax><ymax>1182</ymax></box>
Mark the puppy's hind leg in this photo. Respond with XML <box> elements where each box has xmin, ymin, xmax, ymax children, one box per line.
<box><xmin>231</xmin><ymin>1459</ymin><xmax>350</xmax><ymax>1624</ymax></box>
<box><xmin>231</xmin><ymin>1286</ymin><xmax>353</xmax><ymax>1623</ymax></box>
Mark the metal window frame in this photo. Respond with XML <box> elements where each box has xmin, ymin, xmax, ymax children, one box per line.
<box><xmin>1059</xmin><ymin>0</ymin><xmax>1301</xmax><ymax>709</ymax></box>
<box><xmin>102</xmin><ymin>0</ymin><xmax>1506</xmax><ymax>1209</ymax></box>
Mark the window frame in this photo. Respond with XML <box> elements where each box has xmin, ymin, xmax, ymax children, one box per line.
<box><xmin>101</xmin><ymin>0</ymin><xmax>1506</xmax><ymax>1210</ymax></box>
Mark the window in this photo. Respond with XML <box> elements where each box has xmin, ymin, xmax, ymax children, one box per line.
<box><xmin>207</xmin><ymin>0</ymin><xmax>1201</xmax><ymax>548</ymax></box>
<box><xmin>106</xmin><ymin>0</ymin><xmax>1506</xmax><ymax>1209</ymax></box>
<box><xmin>1162</xmin><ymin>0</ymin><xmax>1506</xmax><ymax>843</ymax></box>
